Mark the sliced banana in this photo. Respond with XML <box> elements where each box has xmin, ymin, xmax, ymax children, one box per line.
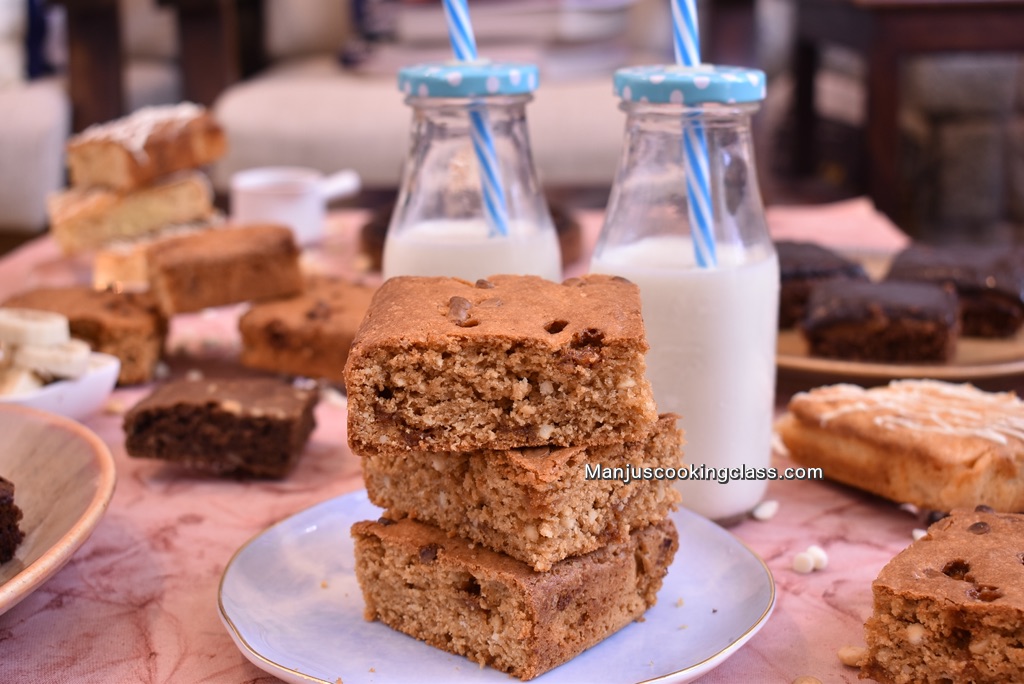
<box><xmin>13</xmin><ymin>339</ymin><xmax>92</xmax><ymax>379</ymax></box>
<box><xmin>0</xmin><ymin>367</ymin><xmax>44</xmax><ymax>397</ymax></box>
<box><xmin>0</xmin><ymin>308</ymin><xmax>70</xmax><ymax>346</ymax></box>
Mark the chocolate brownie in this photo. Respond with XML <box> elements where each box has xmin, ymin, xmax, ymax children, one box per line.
<box><xmin>239</xmin><ymin>276</ymin><xmax>375</xmax><ymax>384</ymax></box>
<box><xmin>800</xmin><ymin>279</ymin><xmax>959</xmax><ymax>362</ymax></box>
<box><xmin>352</xmin><ymin>517</ymin><xmax>678</xmax><ymax>681</ymax></box>
<box><xmin>0</xmin><ymin>476</ymin><xmax>24</xmax><ymax>563</ymax></box>
<box><xmin>146</xmin><ymin>224</ymin><xmax>304</xmax><ymax>315</ymax></box>
<box><xmin>776</xmin><ymin>240</ymin><xmax>869</xmax><ymax>329</ymax></box>
<box><xmin>123</xmin><ymin>377</ymin><xmax>318</xmax><ymax>477</ymax></box>
<box><xmin>885</xmin><ymin>244</ymin><xmax>1024</xmax><ymax>338</ymax></box>
<box><xmin>3</xmin><ymin>285</ymin><xmax>168</xmax><ymax>385</ymax></box>
<box><xmin>344</xmin><ymin>274</ymin><xmax>658</xmax><ymax>455</ymax></box>
<box><xmin>363</xmin><ymin>414</ymin><xmax>682</xmax><ymax>571</ymax></box>
<box><xmin>862</xmin><ymin>507</ymin><xmax>1024</xmax><ymax>684</ymax></box>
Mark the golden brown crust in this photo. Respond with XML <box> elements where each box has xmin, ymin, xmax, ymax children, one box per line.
<box><xmin>352</xmin><ymin>517</ymin><xmax>678</xmax><ymax>680</ymax></box>
<box><xmin>48</xmin><ymin>171</ymin><xmax>215</xmax><ymax>254</ymax></box>
<box><xmin>345</xmin><ymin>274</ymin><xmax>658</xmax><ymax>454</ymax></box>
<box><xmin>861</xmin><ymin>508</ymin><xmax>1024</xmax><ymax>683</ymax></box>
<box><xmin>146</xmin><ymin>224</ymin><xmax>304</xmax><ymax>315</ymax></box>
<box><xmin>66</xmin><ymin>104</ymin><xmax>226</xmax><ymax>192</ymax></box>
<box><xmin>3</xmin><ymin>285</ymin><xmax>168</xmax><ymax>385</ymax></box>
<box><xmin>238</xmin><ymin>276</ymin><xmax>375</xmax><ymax>384</ymax></box>
<box><xmin>363</xmin><ymin>413</ymin><xmax>683</xmax><ymax>570</ymax></box>
<box><xmin>778</xmin><ymin>380</ymin><xmax>1024</xmax><ymax>512</ymax></box>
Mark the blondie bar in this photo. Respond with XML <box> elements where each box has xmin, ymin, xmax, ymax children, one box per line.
<box><xmin>345</xmin><ymin>274</ymin><xmax>657</xmax><ymax>454</ymax></box>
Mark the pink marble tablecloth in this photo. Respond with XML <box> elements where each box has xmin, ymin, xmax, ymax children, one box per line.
<box><xmin>0</xmin><ymin>202</ymin><xmax>970</xmax><ymax>684</ymax></box>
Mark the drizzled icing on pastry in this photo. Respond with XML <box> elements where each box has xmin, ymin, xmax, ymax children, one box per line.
<box><xmin>74</xmin><ymin>103</ymin><xmax>203</xmax><ymax>161</ymax></box>
<box><xmin>804</xmin><ymin>380</ymin><xmax>1024</xmax><ymax>446</ymax></box>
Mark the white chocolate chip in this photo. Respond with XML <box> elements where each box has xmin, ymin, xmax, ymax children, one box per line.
<box><xmin>185</xmin><ymin>368</ymin><xmax>203</xmax><ymax>381</ymax></box>
<box><xmin>219</xmin><ymin>399</ymin><xmax>243</xmax><ymax>414</ymax></box>
<box><xmin>539</xmin><ymin>380</ymin><xmax>554</xmax><ymax>396</ymax></box>
<box><xmin>806</xmin><ymin>545</ymin><xmax>828</xmax><ymax>570</ymax></box>
<box><xmin>617</xmin><ymin>377</ymin><xmax>636</xmax><ymax>389</ymax></box>
<box><xmin>752</xmin><ymin>500</ymin><xmax>779</xmax><ymax>521</ymax></box>
<box><xmin>906</xmin><ymin>623</ymin><xmax>926</xmax><ymax>645</ymax></box>
<box><xmin>537</xmin><ymin>424</ymin><xmax>554</xmax><ymax>441</ymax></box>
<box><xmin>912</xmin><ymin>528</ymin><xmax>928</xmax><ymax>541</ymax></box>
<box><xmin>792</xmin><ymin>552</ymin><xmax>815</xmax><ymax>574</ymax></box>
<box><xmin>969</xmin><ymin>638</ymin><xmax>990</xmax><ymax>655</ymax></box>
<box><xmin>837</xmin><ymin>645</ymin><xmax>866</xmax><ymax>668</ymax></box>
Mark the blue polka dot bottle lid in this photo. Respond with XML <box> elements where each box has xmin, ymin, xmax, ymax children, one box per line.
<box><xmin>613</xmin><ymin>65</ymin><xmax>767</xmax><ymax>105</ymax></box>
<box><xmin>398</xmin><ymin>61</ymin><xmax>540</xmax><ymax>98</ymax></box>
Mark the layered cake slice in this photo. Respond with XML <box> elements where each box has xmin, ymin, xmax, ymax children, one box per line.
<box><xmin>48</xmin><ymin>171</ymin><xmax>215</xmax><ymax>254</ymax></box>
<box><xmin>123</xmin><ymin>377</ymin><xmax>318</xmax><ymax>478</ymax></box>
<box><xmin>776</xmin><ymin>240</ymin><xmax>869</xmax><ymax>329</ymax></box>
<box><xmin>352</xmin><ymin>516</ymin><xmax>678</xmax><ymax>681</ymax></box>
<box><xmin>886</xmin><ymin>243</ymin><xmax>1024</xmax><ymax>338</ymax></box>
<box><xmin>777</xmin><ymin>379</ymin><xmax>1024</xmax><ymax>512</ymax></box>
<box><xmin>66</xmin><ymin>102</ymin><xmax>226</xmax><ymax>192</ymax></box>
<box><xmin>239</xmin><ymin>276</ymin><xmax>376</xmax><ymax>384</ymax></box>
<box><xmin>345</xmin><ymin>274</ymin><xmax>658</xmax><ymax>455</ymax></box>
<box><xmin>363</xmin><ymin>413</ymin><xmax>682</xmax><ymax>571</ymax></box>
<box><xmin>799</xmin><ymin>279</ymin><xmax>959</xmax><ymax>363</ymax></box>
<box><xmin>862</xmin><ymin>507</ymin><xmax>1024</xmax><ymax>683</ymax></box>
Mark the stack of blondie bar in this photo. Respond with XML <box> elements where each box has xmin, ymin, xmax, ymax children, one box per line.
<box><xmin>344</xmin><ymin>274</ymin><xmax>683</xmax><ymax>680</ymax></box>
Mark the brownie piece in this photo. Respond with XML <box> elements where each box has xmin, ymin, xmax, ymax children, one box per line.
<box><xmin>364</xmin><ymin>413</ymin><xmax>682</xmax><ymax>571</ymax></box>
<box><xmin>862</xmin><ymin>508</ymin><xmax>1024</xmax><ymax>684</ymax></box>
<box><xmin>238</xmin><ymin>276</ymin><xmax>375</xmax><ymax>384</ymax></box>
<box><xmin>352</xmin><ymin>517</ymin><xmax>678</xmax><ymax>681</ymax></box>
<box><xmin>123</xmin><ymin>377</ymin><xmax>318</xmax><ymax>477</ymax></box>
<box><xmin>146</xmin><ymin>224</ymin><xmax>304</xmax><ymax>315</ymax></box>
<box><xmin>777</xmin><ymin>380</ymin><xmax>1024</xmax><ymax>513</ymax></box>
<box><xmin>3</xmin><ymin>285</ymin><xmax>168</xmax><ymax>385</ymax></box>
<box><xmin>776</xmin><ymin>240</ymin><xmax>869</xmax><ymax>329</ymax></box>
<box><xmin>0</xmin><ymin>476</ymin><xmax>24</xmax><ymax>564</ymax></box>
<box><xmin>345</xmin><ymin>274</ymin><xmax>658</xmax><ymax>455</ymax></box>
<box><xmin>886</xmin><ymin>244</ymin><xmax>1024</xmax><ymax>338</ymax></box>
<box><xmin>800</xmin><ymin>279</ymin><xmax>959</xmax><ymax>362</ymax></box>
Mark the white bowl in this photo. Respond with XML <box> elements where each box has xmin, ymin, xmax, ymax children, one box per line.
<box><xmin>0</xmin><ymin>352</ymin><xmax>121</xmax><ymax>421</ymax></box>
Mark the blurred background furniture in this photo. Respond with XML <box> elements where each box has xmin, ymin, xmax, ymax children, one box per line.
<box><xmin>791</xmin><ymin>0</ymin><xmax>1024</xmax><ymax>237</ymax></box>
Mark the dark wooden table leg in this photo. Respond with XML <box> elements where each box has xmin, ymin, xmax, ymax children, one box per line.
<box><xmin>174</xmin><ymin>0</ymin><xmax>239</xmax><ymax>107</ymax></box>
<box><xmin>864</xmin><ymin>21</ymin><xmax>903</xmax><ymax>225</ymax></box>
<box><xmin>62</xmin><ymin>2</ymin><xmax>124</xmax><ymax>131</ymax></box>
<box><xmin>792</xmin><ymin>34</ymin><xmax>819</xmax><ymax>176</ymax></box>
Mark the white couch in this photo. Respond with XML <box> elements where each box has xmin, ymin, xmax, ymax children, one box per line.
<box><xmin>210</xmin><ymin>0</ymin><xmax>675</xmax><ymax>195</ymax></box>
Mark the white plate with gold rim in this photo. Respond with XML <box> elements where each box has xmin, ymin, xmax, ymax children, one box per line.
<box><xmin>218</xmin><ymin>490</ymin><xmax>775</xmax><ymax>684</ymax></box>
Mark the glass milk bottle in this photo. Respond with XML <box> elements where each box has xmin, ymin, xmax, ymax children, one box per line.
<box><xmin>590</xmin><ymin>65</ymin><xmax>779</xmax><ymax>525</ymax></box>
<box><xmin>383</xmin><ymin>62</ymin><xmax>562</xmax><ymax>282</ymax></box>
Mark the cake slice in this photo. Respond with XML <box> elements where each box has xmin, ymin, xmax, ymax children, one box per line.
<box><xmin>776</xmin><ymin>240</ymin><xmax>868</xmax><ymax>329</ymax></box>
<box><xmin>800</xmin><ymin>279</ymin><xmax>959</xmax><ymax>363</ymax></box>
<box><xmin>48</xmin><ymin>170</ymin><xmax>215</xmax><ymax>254</ymax></box>
<box><xmin>886</xmin><ymin>243</ymin><xmax>1024</xmax><ymax>338</ymax></box>
<box><xmin>146</xmin><ymin>224</ymin><xmax>304</xmax><ymax>315</ymax></box>
<box><xmin>363</xmin><ymin>413</ymin><xmax>682</xmax><ymax>571</ymax></box>
<box><xmin>777</xmin><ymin>379</ymin><xmax>1024</xmax><ymax>513</ymax></box>
<box><xmin>862</xmin><ymin>507</ymin><xmax>1024</xmax><ymax>684</ymax></box>
<box><xmin>345</xmin><ymin>274</ymin><xmax>658</xmax><ymax>455</ymax></box>
<box><xmin>239</xmin><ymin>276</ymin><xmax>376</xmax><ymax>384</ymax></box>
<box><xmin>123</xmin><ymin>377</ymin><xmax>318</xmax><ymax>477</ymax></box>
<box><xmin>0</xmin><ymin>476</ymin><xmax>24</xmax><ymax>564</ymax></box>
<box><xmin>66</xmin><ymin>102</ymin><xmax>226</xmax><ymax>192</ymax></box>
<box><xmin>3</xmin><ymin>285</ymin><xmax>168</xmax><ymax>385</ymax></box>
<box><xmin>352</xmin><ymin>516</ymin><xmax>678</xmax><ymax>681</ymax></box>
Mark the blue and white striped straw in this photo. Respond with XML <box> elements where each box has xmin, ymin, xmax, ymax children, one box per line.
<box><xmin>442</xmin><ymin>0</ymin><xmax>510</xmax><ymax>237</ymax></box>
<box><xmin>672</xmin><ymin>0</ymin><xmax>716</xmax><ymax>268</ymax></box>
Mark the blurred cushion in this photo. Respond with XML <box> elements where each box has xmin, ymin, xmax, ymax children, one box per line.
<box><xmin>0</xmin><ymin>77</ymin><xmax>70</xmax><ymax>232</ymax></box>
<box><xmin>265</xmin><ymin>0</ymin><xmax>351</xmax><ymax>61</ymax></box>
<box><xmin>0</xmin><ymin>0</ymin><xmax>25</xmax><ymax>87</ymax></box>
